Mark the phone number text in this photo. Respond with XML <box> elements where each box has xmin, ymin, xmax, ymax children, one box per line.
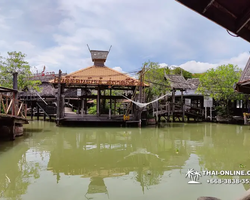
<box><xmin>207</xmin><ymin>179</ymin><xmax>250</xmax><ymax>184</ymax></box>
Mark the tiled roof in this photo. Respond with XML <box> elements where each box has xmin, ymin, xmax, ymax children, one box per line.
<box><xmin>51</xmin><ymin>65</ymin><xmax>147</xmax><ymax>86</ymax></box>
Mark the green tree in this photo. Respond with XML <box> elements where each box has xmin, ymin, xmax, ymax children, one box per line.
<box><xmin>143</xmin><ymin>61</ymin><xmax>170</xmax><ymax>102</ymax></box>
<box><xmin>197</xmin><ymin>64</ymin><xmax>244</xmax><ymax>116</ymax></box>
<box><xmin>0</xmin><ymin>51</ymin><xmax>41</xmax><ymax>91</ymax></box>
<box><xmin>192</xmin><ymin>73</ymin><xmax>205</xmax><ymax>78</ymax></box>
<box><xmin>171</xmin><ymin>67</ymin><xmax>192</xmax><ymax>79</ymax></box>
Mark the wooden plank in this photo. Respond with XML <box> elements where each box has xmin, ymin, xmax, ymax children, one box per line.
<box><xmin>17</xmin><ymin>102</ymin><xmax>23</xmax><ymax>116</ymax></box>
<box><xmin>6</xmin><ymin>99</ymin><xmax>13</xmax><ymax>114</ymax></box>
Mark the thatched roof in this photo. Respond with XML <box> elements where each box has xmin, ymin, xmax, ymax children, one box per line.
<box><xmin>19</xmin><ymin>82</ymin><xmax>57</xmax><ymax>97</ymax></box>
<box><xmin>239</xmin><ymin>57</ymin><xmax>250</xmax><ymax>83</ymax></box>
<box><xmin>235</xmin><ymin>56</ymin><xmax>250</xmax><ymax>94</ymax></box>
<box><xmin>164</xmin><ymin>75</ymin><xmax>191</xmax><ymax>90</ymax></box>
<box><xmin>186</xmin><ymin>78</ymin><xmax>200</xmax><ymax>90</ymax></box>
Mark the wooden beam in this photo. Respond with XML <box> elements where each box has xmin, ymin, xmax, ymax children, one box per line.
<box><xmin>203</xmin><ymin>0</ymin><xmax>215</xmax><ymax>14</ymax></box>
<box><xmin>236</xmin><ymin>8</ymin><xmax>250</xmax><ymax>33</ymax></box>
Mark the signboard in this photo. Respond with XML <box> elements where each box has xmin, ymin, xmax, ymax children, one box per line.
<box><xmin>204</xmin><ymin>96</ymin><xmax>213</xmax><ymax>107</ymax></box>
<box><xmin>53</xmin><ymin>77</ymin><xmax>142</xmax><ymax>86</ymax></box>
<box><xmin>77</xmin><ymin>89</ymin><xmax>81</xmax><ymax>96</ymax></box>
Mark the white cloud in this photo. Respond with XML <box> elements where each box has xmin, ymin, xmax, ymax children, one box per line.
<box><xmin>112</xmin><ymin>66</ymin><xmax>123</xmax><ymax>73</ymax></box>
<box><xmin>0</xmin><ymin>0</ymin><xmax>250</xmax><ymax>77</ymax></box>
<box><xmin>174</xmin><ymin>52</ymin><xmax>250</xmax><ymax>73</ymax></box>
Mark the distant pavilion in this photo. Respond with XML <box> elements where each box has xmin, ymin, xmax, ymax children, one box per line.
<box><xmin>51</xmin><ymin>48</ymin><xmax>148</xmax><ymax>126</ymax></box>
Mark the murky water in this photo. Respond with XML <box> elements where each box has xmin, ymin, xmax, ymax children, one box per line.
<box><xmin>0</xmin><ymin>121</ymin><xmax>250</xmax><ymax>200</ymax></box>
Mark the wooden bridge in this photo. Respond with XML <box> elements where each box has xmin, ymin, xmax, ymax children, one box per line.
<box><xmin>153</xmin><ymin>101</ymin><xmax>203</xmax><ymax>122</ymax></box>
<box><xmin>0</xmin><ymin>87</ymin><xmax>28</xmax><ymax>140</ymax></box>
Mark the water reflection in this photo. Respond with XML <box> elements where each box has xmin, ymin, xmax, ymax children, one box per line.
<box><xmin>0</xmin><ymin>142</ymin><xmax>41</xmax><ymax>200</ymax></box>
<box><xmin>47</xmin><ymin>127</ymin><xmax>191</xmax><ymax>196</ymax></box>
<box><xmin>0</xmin><ymin>122</ymin><xmax>250</xmax><ymax>200</ymax></box>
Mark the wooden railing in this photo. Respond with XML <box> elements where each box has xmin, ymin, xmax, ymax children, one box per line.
<box><xmin>0</xmin><ymin>94</ymin><xmax>27</xmax><ymax>118</ymax></box>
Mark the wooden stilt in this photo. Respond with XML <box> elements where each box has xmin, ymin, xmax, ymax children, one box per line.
<box><xmin>97</xmin><ymin>86</ymin><xmax>100</xmax><ymax>116</ymax></box>
<box><xmin>37</xmin><ymin>104</ymin><xmax>39</xmax><ymax>120</ymax></box>
<box><xmin>31</xmin><ymin>102</ymin><xmax>33</xmax><ymax>121</ymax></box>
<box><xmin>181</xmin><ymin>90</ymin><xmax>185</xmax><ymax>122</ymax></box>
<box><xmin>172</xmin><ymin>89</ymin><xmax>175</xmax><ymax>122</ymax></box>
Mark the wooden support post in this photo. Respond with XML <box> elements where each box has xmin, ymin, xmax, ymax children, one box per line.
<box><xmin>138</xmin><ymin>67</ymin><xmax>144</xmax><ymax>127</ymax></box>
<box><xmin>205</xmin><ymin>107</ymin><xmax>207</xmax><ymax>120</ymax></box>
<box><xmin>181</xmin><ymin>90</ymin><xmax>185</xmax><ymax>122</ymax></box>
<box><xmin>31</xmin><ymin>102</ymin><xmax>33</xmax><ymax>120</ymax></box>
<box><xmin>56</xmin><ymin>70</ymin><xmax>62</xmax><ymax>125</ymax></box>
<box><xmin>44</xmin><ymin>113</ymin><xmax>46</xmax><ymax>121</ymax></box>
<box><xmin>109</xmin><ymin>88</ymin><xmax>112</xmax><ymax>119</ymax></box>
<box><xmin>210</xmin><ymin>106</ymin><xmax>212</xmax><ymax>121</ymax></box>
<box><xmin>37</xmin><ymin>104</ymin><xmax>39</xmax><ymax>120</ymax></box>
<box><xmin>97</xmin><ymin>86</ymin><xmax>100</xmax><ymax>116</ymax></box>
<box><xmin>114</xmin><ymin>99</ymin><xmax>116</xmax><ymax>115</ymax></box>
<box><xmin>81</xmin><ymin>98</ymin><xmax>84</xmax><ymax>117</ymax></box>
<box><xmin>172</xmin><ymin>89</ymin><xmax>175</xmax><ymax>122</ymax></box>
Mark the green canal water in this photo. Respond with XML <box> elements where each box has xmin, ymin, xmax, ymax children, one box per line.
<box><xmin>0</xmin><ymin>121</ymin><xmax>250</xmax><ymax>200</ymax></box>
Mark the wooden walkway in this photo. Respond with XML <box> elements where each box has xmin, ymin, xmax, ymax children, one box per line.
<box><xmin>56</xmin><ymin>107</ymin><xmax>140</xmax><ymax>126</ymax></box>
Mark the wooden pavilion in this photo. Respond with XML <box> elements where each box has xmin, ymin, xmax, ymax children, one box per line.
<box><xmin>154</xmin><ymin>75</ymin><xmax>204</xmax><ymax>122</ymax></box>
<box><xmin>51</xmin><ymin>48</ymin><xmax>148</xmax><ymax>126</ymax></box>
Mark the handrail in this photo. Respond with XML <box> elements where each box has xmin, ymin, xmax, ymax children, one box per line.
<box><xmin>36</xmin><ymin>102</ymin><xmax>50</xmax><ymax>118</ymax></box>
<box><xmin>35</xmin><ymin>91</ymin><xmax>47</xmax><ymax>105</ymax></box>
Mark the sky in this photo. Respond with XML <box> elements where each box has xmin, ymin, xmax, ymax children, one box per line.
<box><xmin>0</xmin><ymin>0</ymin><xmax>250</xmax><ymax>76</ymax></box>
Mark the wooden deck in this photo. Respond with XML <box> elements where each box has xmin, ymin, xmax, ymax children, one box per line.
<box><xmin>0</xmin><ymin>114</ymin><xmax>29</xmax><ymax>124</ymax></box>
<box><xmin>56</xmin><ymin>110</ymin><xmax>141</xmax><ymax>127</ymax></box>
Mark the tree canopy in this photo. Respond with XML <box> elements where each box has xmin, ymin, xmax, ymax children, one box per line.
<box><xmin>196</xmin><ymin>64</ymin><xmax>242</xmax><ymax>101</ymax></box>
<box><xmin>143</xmin><ymin>61</ymin><xmax>170</xmax><ymax>101</ymax></box>
<box><xmin>0</xmin><ymin>51</ymin><xmax>41</xmax><ymax>91</ymax></box>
